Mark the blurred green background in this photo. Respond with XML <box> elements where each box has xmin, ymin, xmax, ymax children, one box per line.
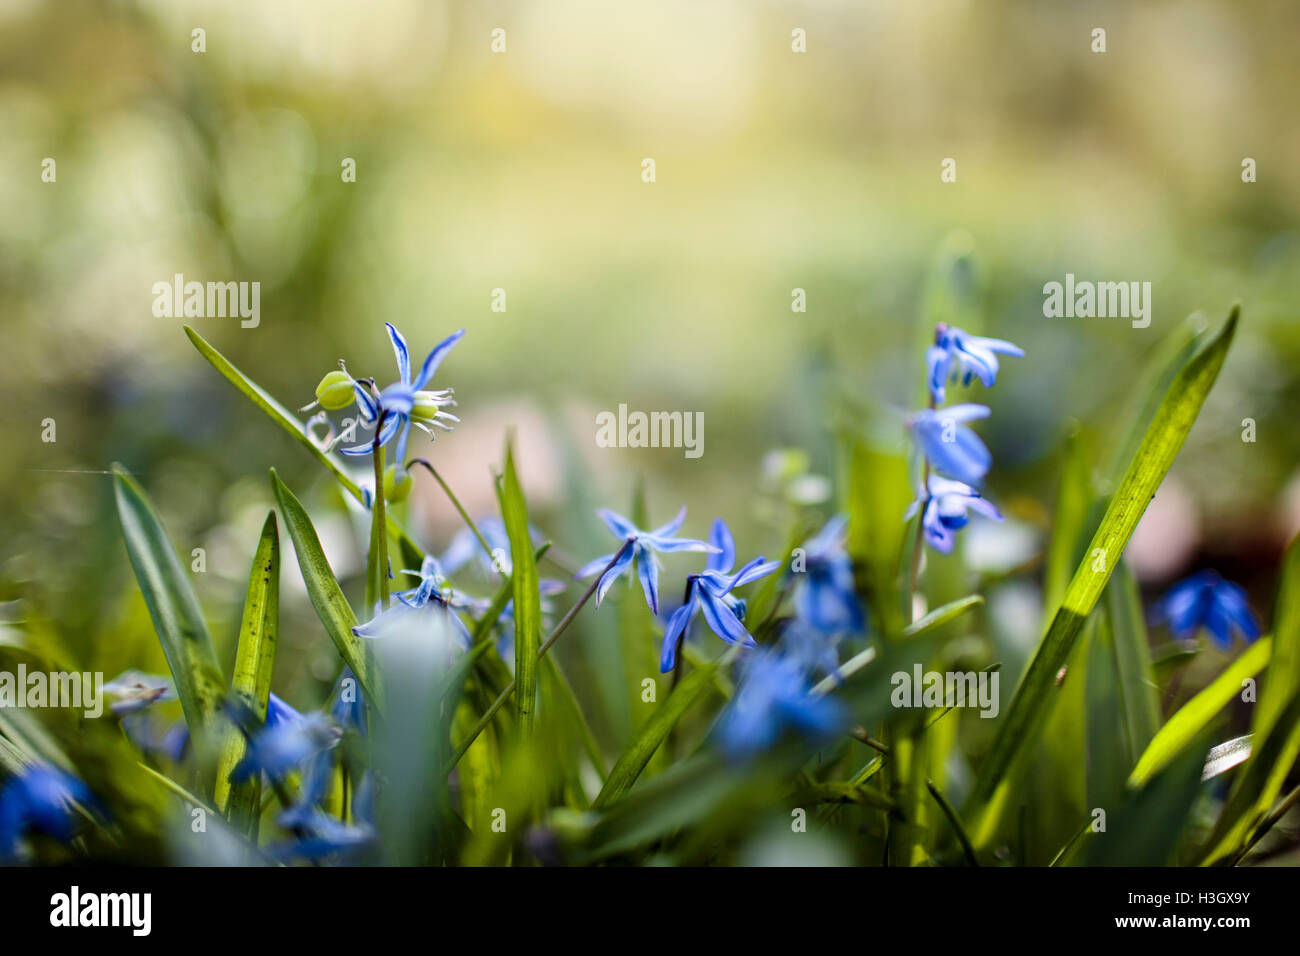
<box><xmin>2</xmin><ymin>0</ymin><xmax>1299</xmax><ymax>723</ymax></box>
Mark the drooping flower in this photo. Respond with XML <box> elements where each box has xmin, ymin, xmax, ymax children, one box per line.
<box><xmin>352</xmin><ymin>555</ymin><xmax>477</xmax><ymax>651</ymax></box>
<box><xmin>659</xmin><ymin>519</ymin><xmax>780</xmax><ymax>672</ymax></box>
<box><xmin>715</xmin><ymin>651</ymin><xmax>846</xmax><ymax>759</ymax></box>
<box><xmin>0</xmin><ymin>764</ymin><xmax>98</xmax><ymax>860</ymax></box>
<box><xmin>271</xmin><ymin>772</ymin><xmax>378</xmax><ymax>864</ymax></box>
<box><xmin>231</xmin><ymin>707</ymin><xmax>340</xmax><ymax>785</ymax></box>
<box><xmin>792</xmin><ymin>515</ymin><xmax>864</xmax><ymax>636</ymax></box>
<box><xmin>926</xmin><ymin>323</ymin><xmax>1024</xmax><ymax>405</ymax></box>
<box><xmin>330</xmin><ymin>667</ymin><xmax>367</xmax><ymax>737</ymax></box>
<box><xmin>907</xmin><ymin>403</ymin><xmax>993</xmax><ymax>487</ymax></box>
<box><xmin>1150</xmin><ymin>571</ymin><xmax>1261</xmax><ymax>650</ymax></box>
<box><xmin>102</xmin><ymin>671</ymin><xmax>175</xmax><ymax>716</ymax></box>
<box><xmin>904</xmin><ymin>475</ymin><xmax>1003</xmax><ymax>554</ymax></box>
<box><xmin>340</xmin><ymin>323</ymin><xmax>464</xmax><ymax>466</ymax></box>
<box><xmin>576</xmin><ymin>507</ymin><xmax>716</xmax><ymax>615</ymax></box>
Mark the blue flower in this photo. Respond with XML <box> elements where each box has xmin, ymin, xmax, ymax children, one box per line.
<box><xmin>926</xmin><ymin>323</ymin><xmax>1024</xmax><ymax>405</ymax></box>
<box><xmin>715</xmin><ymin>652</ymin><xmax>846</xmax><ymax>758</ymax></box>
<box><xmin>330</xmin><ymin>667</ymin><xmax>367</xmax><ymax>737</ymax></box>
<box><xmin>793</xmin><ymin>515</ymin><xmax>863</xmax><ymax>636</ymax></box>
<box><xmin>905</xmin><ymin>475</ymin><xmax>1003</xmax><ymax>554</ymax></box>
<box><xmin>341</xmin><ymin>323</ymin><xmax>464</xmax><ymax>466</ymax></box>
<box><xmin>659</xmin><ymin>519</ymin><xmax>780</xmax><ymax>672</ymax></box>
<box><xmin>907</xmin><ymin>403</ymin><xmax>993</xmax><ymax>486</ymax></box>
<box><xmin>231</xmin><ymin>707</ymin><xmax>340</xmax><ymax>785</ymax></box>
<box><xmin>1150</xmin><ymin>571</ymin><xmax>1261</xmax><ymax>650</ymax></box>
<box><xmin>273</xmin><ymin>770</ymin><xmax>377</xmax><ymax>864</ymax></box>
<box><xmin>440</xmin><ymin>516</ymin><xmax>544</xmax><ymax>578</ymax></box>
<box><xmin>0</xmin><ymin>764</ymin><xmax>97</xmax><ymax>859</ymax></box>
<box><xmin>352</xmin><ymin>555</ymin><xmax>476</xmax><ymax>651</ymax></box>
<box><xmin>577</xmin><ymin>507</ymin><xmax>716</xmax><ymax>615</ymax></box>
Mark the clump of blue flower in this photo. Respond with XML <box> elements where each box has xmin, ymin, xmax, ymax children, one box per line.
<box><xmin>577</xmin><ymin>507</ymin><xmax>716</xmax><ymax>615</ymax></box>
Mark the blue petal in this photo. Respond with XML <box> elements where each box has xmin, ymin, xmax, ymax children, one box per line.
<box><xmin>707</xmin><ymin>518</ymin><xmax>735</xmax><ymax>573</ymax></box>
<box><xmin>636</xmin><ymin>552</ymin><xmax>661</xmax><ymax>615</ymax></box>
<box><xmin>411</xmin><ymin>329</ymin><xmax>465</xmax><ymax>391</ymax></box>
<box><xmin>385</xmin><ymin>322</ymin><xmax>411</xmax><ymax>385</ymax></box>
<box><xmin>660</xmin><ymin>598</ymin><xmax>699</xmax><ymax>672</ymax></box>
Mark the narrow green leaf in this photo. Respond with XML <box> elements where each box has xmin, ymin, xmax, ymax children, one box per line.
<box><xmin>1129</xmin><ymin>637</ymin><xmax>1271</xmax><ymax>787</ymax></box>
<box><xmin>1201</xmin><ymin>734</ymin><xmax>1253</xmax><ymax>781</ymax></box>
<box><xmin>214</xmin><ymin>512</ymin><xmax>280</xmax><ymax>835</ymax></box>
<box><xmin>592</xmin><ymin>660</ymin><xmax>721</xmax><ymax>810</ymax></box>
<box><xmin>112</xmin><ymin>465</ymin><xmax>225</xmax><ymax>752</ymax></box>
<box><xmin>967</xmin><ymin>309</ymin><xmax>1239</xmax><ymax>835</ymax></box>
<box><xmin>270</xmin><ymin>468</ymin><xmax>378</xmax><ymax>704</ymax></box>
<box><xmin>1043</xmin><ymin>425</ymin><xmax>1094</xmax><ymax>615</ymax></box>
<box><xmin>497</xmin><ymin>440</ymin><xmax>541</xmax><ymax>735</ymax></box>
<box><xmin>1106</xmin><ymin>561</ymin><xmax>1161</xmax><ymax>763</ymax></box>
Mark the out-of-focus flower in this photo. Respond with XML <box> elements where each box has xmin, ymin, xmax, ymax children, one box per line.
<box><xmin>907</xmin><ymin>404</ymin><xmax>993</xmax><ymax>486</ymax></box>
<box><xmin>330</xmin><ymin>668</ymin><xmax>367</xmax><ymax>737</ymax></box>
<box><xmin>102</xmin><ymin>671</ymin><xmax>175</xmax><ymax>716</ymax></box>
<box><xmin>439</xmin><ymin>516</ymin><xmax>544</xmax><ymax>578</ymax></box>
<box><xmin>904</xmin><ymin>475</ymin><xmax>1003</xmax><ymax>554</ymax></box>
<box><xmin>1150</xmin><ymin>571</ymin><xmax>1261</xmax><ymax>649</ymax></box>
<box><xmin>792</xmin><ymin>515</ymin><xmax>863</xmax><ymax>636</ymax></box>
<box><xmin>716</xmin><ymin>652</ymin><xmax>846</xmax><ymax>758</ymax></box>
<box><xmin>577</xmin><ymin>507</ymin><xmax>716</xmax><ymax>615</ymax></box>
<box><xmin>352</xmin><ymin>555</ymin><xmax>476</xmax><ymax>650</ymax></box>
<box><xmin>341</xmin><ymin>323</ymin><xmax>463</xmax><ymax>466</ymax></box>
<box><xmin>659</xmin><ymin>519</ymin><xmax>780</xmax><ymax>672</ymax></box>
<box><xmin>0</xmin><ymin>764</ymin><xmax>98</xmax><ymax>860</ymax></box>
<box><xmin>231</xmin><ymin>708</ymin><xmax>340</xmax><ymax>785</ymax></box>
<box><xmin>926</xmin><ymin>324</ymin><xmax>1024</xmax><ymax>405</ymax></box>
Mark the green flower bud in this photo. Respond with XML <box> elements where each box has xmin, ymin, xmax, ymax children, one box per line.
<box><xmin>383</xmin><ymin>464</ymin><xmax>412</xmax><ymax>504</ymax></box>
<box><xmin>315</xmin><ymin>370</ymin><xmax>356</xmax><ymax>411</ymax></box>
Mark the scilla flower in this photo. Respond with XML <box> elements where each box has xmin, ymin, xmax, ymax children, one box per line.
<box><xmin>0</xmin><ymin>764</ymin><xmax>98</xmax><ymax>860</ymax></box>
<box><xmin>907</xmin><ymin>403</ymin><xmax>993</xmax><ymax>487</ymax></box>
<box><xmin>352</xmin><ymin>555</ymin><xmax>476</xmax><ymax>650</ymax></box>
<box><xmin>715</xmin><ymin>651</ymin><xmax>846</xmax><ymax>759</ymax></box>
<box><xmin>342</xmin><ymin>323</ymin><xmax>464</xmax><ymax>466</ymax></box>
<box><xmin>1150</xmin><ymin>570</ymin><xmax>1261</xmax><ymax>649</ymax></box>
<box><xmin>659</xmin><ymin>519</ymin><xmax>780</xmax><ymax>672</ymax></box>
<box><xmin>793</xmin><ymin>515</ymin><xmax>863</xmax><ymax>636</ymax></box>
<box><xmin>577</xmin><ymin>507</ymin><xmax>716</xmax><ymax>615</ymax></box>
<box><xmin>231</xmin><ymin>708</ymin><xmax>340</xmax><ymax>785</ymax></box>
<box><xmin>440</xmin><ymin>516</ymin><xmax>544</xmax><ymax>578</ymax></box>
<box><xmin>905</xmin><ymin>475</ymin><xmax>1003</xmax><ymax>554</ymax></box>
<box><xmin>927</xmin><ymin>324</ymin><xmax>1024</xmax><ymax>405</ymax></box>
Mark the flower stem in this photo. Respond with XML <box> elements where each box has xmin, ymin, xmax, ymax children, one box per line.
<box><xmin>408</xmin><ymin>458</ymin><xmax>506</xmax><ymax>579</ymax></box>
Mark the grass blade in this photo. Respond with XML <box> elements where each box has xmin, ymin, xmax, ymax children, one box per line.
<box><xmin>966</xmin><ymin>308</ymin><xmax>1239</xmax><ymax>836</ymax></box>
<box><xmin>214</xmin><ymin>512</ymin><xmax>280</xmax><ymax>835</ymax></box>
<box><xmin>270</xmin><ymin>468</ymin><xmax>378</xmax><ymax>704</ymax></box>
<box><xmin>112</xmin><ymin>464</ymin><xmax>225</xmax><ymax>782</ymax></box>
<box><xmin>497</xmin><ymin>439</ymin><xmax>542</xmax><ymax>736</ymax></box>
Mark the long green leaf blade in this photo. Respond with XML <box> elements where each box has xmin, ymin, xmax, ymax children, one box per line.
<box><xmin>270</xmin><ymin>468</ymin><xmax>377</xmax><ymax>703</ymax></box>
<box><xmin>112</xmin><ymin>464</ymin><xmax>225</xmax><ymax>756</ymax></box>
<box><xmin>498</xmin><ymin>441</ymin><xmax>542</xmax><ymax>735</ymax></box>
<box><xmin>214</xmin><ymin>512</ymin><xmax>280</xmax><ymax>835</ymax></box>
<box><xmin>968</xmin><ymin>309</ymin><xmax>1239</xmax><ymax>835</ymax></box>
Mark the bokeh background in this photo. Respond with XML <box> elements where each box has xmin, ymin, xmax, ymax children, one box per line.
<box><xmin>2</xmin><ymin>0</ymin><xmax>1299</xmax><ymax>741</ymax></box>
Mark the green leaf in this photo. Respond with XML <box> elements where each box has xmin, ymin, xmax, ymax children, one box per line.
<box><xmin>1043</xmin><ymin>425</ymin><xmax>1094</xmax><ymax>614</ymax></box>
<box><xmin>1105</xmin><ymin>561</ymin><xmax>1161</xmax><ymax>764</ymax></box>
<box><xmin>112</xmin><ymin>465</ymin><xmax>225</xmax><ymax>759</ymax></box>
<box><xmin>497</xmin><ymin>440</ymin><xmax>541</xmax><ymax>736</ymax></box>
<box><xmin>214</xmin><ymin>512</ymin><xmax>280</xmax><ymax>836</ymax></box>
<box><xmin>1129</xmin><ymin>637</ymin><xmax>1270</xmax><ymax>787</ymax></box>
<box><xmin>592</xmin><ymin>660</ymin><xmax>722</xmax><ymax>810</ymax></box>
<box><xmin>270</xmin><ymin>468</ymin><xmax>378</xmax><ymax>704</ymax></box>
<box><xmin>966</xmin><ymin>309</ymin><xmax>1239</xmax><ymax>838</ymax></box>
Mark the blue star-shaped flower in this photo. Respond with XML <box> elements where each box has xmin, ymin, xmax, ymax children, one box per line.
<box><xmin>926</xmin><ymin>323</ymin><xmax>1024</xmax><ymax>405</ymax></box>
<box><xmin>341</xmin><ymin>323</ymin><xmax>464</xmax><ymax>466</ymax></box>
<box><xmin>577</xmin><ymin>507</ymin><xmax>715</xmax><ymax>615</ymax></box>
<box><xmin>352</xmin><ymin>555</ymin><xmax>477</xmax><ymax>650</ymax></box>
<box><xmin>659</xmin><ymin>519</ymin><xmax>780</xmax><ymax>672</ymax></box>
<box><xmin>904</xmin><ymin>475</ymin><xmax>1003</xmax><ymax>554</ymax></box>
<box><xmin>1150</xmin><ymin>570</ymin><xmax>1261</xmax><ymax>649</ymax></box>
<box><xmin>793</xmin><ymin>515</ymin><xmax>864</xmax><ymax>636</ymax></box>
<box><xmin>907</xmin><ymin>403</ymin><xmax>993</xmax><ymax>487</ymax></box>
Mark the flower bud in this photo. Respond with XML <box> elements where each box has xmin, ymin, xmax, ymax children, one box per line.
<box><xmin>383</xmin><ymin>464</ymin><xmax>412</xmax><ymax>503</ymax></box>
<box><xmin>314</xmin><ymin>370</ymin><xmax>356</xmax><ymax>411</ymax></box>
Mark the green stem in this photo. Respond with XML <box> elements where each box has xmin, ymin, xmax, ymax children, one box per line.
<box><xmin>409</xmin><ymin>458</ymin><xmax>505</xmax><ymax>579</ymax></box>
<box><xmin>927</xmin><ymin>777</ymin><xmax>979</xmax><ymax>867</ymax></box>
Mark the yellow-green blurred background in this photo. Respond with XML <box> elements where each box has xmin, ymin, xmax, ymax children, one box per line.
<box><xmin>3</xmin><ymin>0</ymin><xmax>1299</xmax><ymax>712</ymax></box>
